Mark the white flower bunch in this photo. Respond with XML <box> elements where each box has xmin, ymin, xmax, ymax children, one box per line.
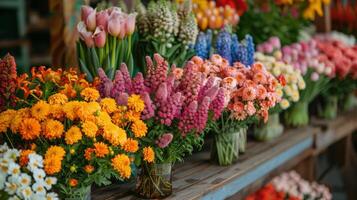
<box><xmin>255</xmin><ymin>52</ymin><xmax>306</xmax><ymax>110</ymax></box>
<box><xmin>0</xmin><ymin>143</ymin><xmax>59</xmax><ymax>200</ymax></box>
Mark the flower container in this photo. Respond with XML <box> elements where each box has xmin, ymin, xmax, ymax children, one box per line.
<box><xmin>210</xmin><ymin>127</ymin><xmax>247</xmax><ymax>166</ymax></box>
<box><xmin>318</xmin><ymin>95</ymin><xmax>338</xmax><ymax>119</ymax></box>
<box><xmin>340</xmin><ymin>92</ymin><xmax>356</xmax><ymax>112</ymax></box>
<box><xmin>238</xmin><ymin>127</ymin><xmax>248</xmax><ymax>153</ymax></box>
<box><xmin>284</xmin><ymin>101</ymin><xmax>309</xmax><ymax>127</ymax></box>
<box><xmin>254</xmin><ymin>113</ymin><xmax>284</xmax><ymax>141</ymax></box>
<box><xmin>63</xmin><ymin>185</ymin><xmax>91</xmax><ymax>200</ymax></box>
<box><xmin>135</xmin><ymin>163</ymin><xmax>172</xmax><ymax>199</ymax></box>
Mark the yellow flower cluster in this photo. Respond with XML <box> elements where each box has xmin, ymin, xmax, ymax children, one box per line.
<box><xmin>255</xmin><ymin>52</ymin><xmax>305</xmax><ymax>110</ymax></box>
<box><xmin>303</xmin><ymin>0</ymin><xmax>331</xmax><ymax>20</ymax></box>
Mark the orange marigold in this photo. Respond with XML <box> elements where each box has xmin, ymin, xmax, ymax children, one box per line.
<box><xmin>19</xmin><ymin>118</ymin><xmax>41</xmax><ymax>140</ymax></box>
<box><xmin>84</xmin><ymin>165</ymin><xmax>94</xmax><ymax>174</ymax></box>
<box><xmin>75</xmin><ymin>102</ymin><xmax>95</xmax><ymax>121</ymax></box>
<box><xmin>81</xmin><ymin>121</ymin><xmax>98</xmax><ymax>138</ymax></box>
<box><xmin>0</xmin><ymin>109</ymin><xmax>16</xmax><ymax>133</ymax></box>
<box><xmin>19</xmin><ymin>150</ymin><xmax>34</xmax><ymax>167</ymax></box>
<box><xmin>111</xmin><ymin>111</ymin><xmax>125</xmax><ymax>127</ymax></box>
<box><xmin>63</xmin><ymin>101</ymin><xmax>81</xmax><ymax>121</ymax></box>
<box><xmin>10</xmin><ymin>108</ymin><xmax>30</xmax><ymax>133</ymax></box>
<box><xmin>143</xmin><ymin>147</ymin><xmax>155</xmax><ymax>163</ymax></box>
<box><xmin>31</xmin><ymin>100</ymin><xmax>50</xmax><ymax>121</ymax></box>
<box><xmin>65</xmin><ymin>126</ymin><xmax>82</xmax><ymax>145</ymax></box>
<box><xmin>44</xmin><ymin>157</ymin><xmax>62</xmax><ymax>175</ymax></box>
<box><xmin>48</xmin><ymin>93</ymin><xmax>68</xmax><ymax>105</ymax></box>
<box><xmin>49</xmin><ymin>104</ymin><xmax>65</xmax><ymax>120</ymax></box>
<box><xmin>131</xmin><ymin>119</ymin><xmax>147</xmax><ymax>138</ymax></box>
<box><xmin>122</xmin><ymin>139</ymin><xmax>139</xmax><ymax>153</ymax></box>
<box><xmin>42</xmin><ymin>119</ymin><xmax>64</xmax><ymax>139</ymax></box>
<box><xmin>69</xmin><ymin>178</ymin><xmax>78</xmax><ymax>187</ymax></box>
<box><xmin>103</xmin><ymin>123</ymin><xmax>127</xmax><ymax>146</ymax></box>
<box><xmin>127</xmin><ymin>95</ymin><xmax>145</xmax><ymax>113</ymax></box>
<box><xmin>93</xmin><ymin>142</ymin><xmax>109</xmax><ymax>158</ymax></box>
<box><xmin>125</xmin><ymin>110</ymin><xmax>141</xmax><ymax>122</ymax></box>
<box><xmin>45</xmin><ymin>146</ymin><xmax>66</xmax><ymax>159</ymax></box>
<box><xmin>80</xmin><ymin>88</ymin><xmax>100</xmax><ymax>102</ymax></box>
<box><xmin>111</xmin><ymin>154</ymin><xmax>131</xmax><ymax>179</ymax></box>
<box><xmin>84</xmin><ymin>148</ymin><xmax>94</xmax><ymax>161</ymax></box>
<box><xmin>60</xmin><ymin>84</ymin><xmax>77</xmax><ymax>98</ymax></box>
<box><xmin>100</xmin><ymin>98</ymin><xmax>117</xmax><ymax>114</ymax></box>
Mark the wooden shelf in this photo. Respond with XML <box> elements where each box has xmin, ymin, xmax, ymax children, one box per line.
<box><xmin>92</xmin><ymin>127</ymin><xmax>317</xmax><ymax>200</ymax></box>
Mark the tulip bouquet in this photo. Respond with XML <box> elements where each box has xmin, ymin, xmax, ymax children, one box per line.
<box><xmin>135</xmin><ymin>0</ymin><xmax>198</xmax><ymax>68</ymax></box>
<box><xmin>95</xmin><ymin>53</ymin><xmax>224</xmax><ymax>198</ymax></box>
<box><xmin>254</xmin><ymin>37</ymin><xmax>306</xmax><ymax>140</ymax></box>
<box><xmin>189</xmin><ymin>55</ymin><xmax>280</xmax><ymax>165</ymax></box>
<box><xmin>281</xmin><ymin>39</ymin><xmax>333</xmax><ymax>127</ymax></box>
<box><xmin>77</xmin><ymin>6</ymin><xmax>137</xmax><ymax>81</ymax></box>
<box><xmin>314</xmin><ymin>35</ymin><xmax>357</xmax><ymax>118</ymax></box>
<box><xmin>0</xmin><ymin>143</ymin><xmax>59</xmax><ymax>200</ymax></box>
<box><xmin>194</xmin><ymin>28</ymin><xmax>255</xmax><ymax>66</ymax></box>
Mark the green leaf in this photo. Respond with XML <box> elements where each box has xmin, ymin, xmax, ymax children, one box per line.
<box><xmin>79</xmin><ymin>59</ymin><xmax>93</xmax><ymax>82</ymax></box>
<box><xmin>165</xmin><ymin>43</ymin><xmax>181</xmax><ymax>58</ymax></box>
<box><xmin>90</xmin><ymin>48</ymin><xmax>100</xmax><ymax>70</ymax></box>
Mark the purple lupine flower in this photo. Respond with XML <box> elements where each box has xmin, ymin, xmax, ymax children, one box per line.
<box><xmin>116</xmin><ymin>92</ymin><xmax>129</xmax><ymax>106</ymax></box>
<box><xmin>194</xmin><ymin>96</ymin><xmax>211</xmax><ymax>133</ymax></box>
<box><xmin>209</xmin><ymin>88</ymin><xmax>225</xmax><ymax>120</ymax></box>
<box><xmin>110</xmin><ymin>70</ymin><xmax>125</xmax><ymax>99</ymax></box>
<box><xmin>157</xmin><ymin>92</ymin><xmax>183</xmax><ymax>126</ymax></box>
<box><xmin>144</xmin><ymin>55</ymin><xmax>154</xmax><ymax>92</ymax></box>
<box><xmin>120</xmin><ymin>63</ymin><xmax>132</xmax><ymax>92</ymax></box>
<box><xmin>155</xmin><ymin>133</ymin><xmax>173</xmax><ymax>148</ymax></box>
<box><xmin>131</xmin><ymin>72</ymin><xmax>146</xmax><ymax>94</ymax></box>
<box><xmin>178</xmin><ymin>61</ymin><xmax>202</xmax><ymax>105</ymax></box>
<box><xmin>204</xmin><ymin>85</ymin><xmax>219</xmax><ymax>100</ymax></box>
<box><xmin>155</xmin><ymin>82</ymin><xmax>168</xmax><ymax>107</ymax></box>
<box><xmin>178</xmin><ymin>100</ymin><xmax>198</xmax><ymax>136</ymax></box>
<box><xmin>97</xmin><ymin>68</ymin><xmax>113</xmax><ymax>97</ymax></box>
<box><xmin>145</xmin><ymin>54</ymin><xmax>168</xmax><ymax>92</ymax></box>
<box><xmin>216</xmin><ymin>28</ymin><xmax>232</xmax><ymax>64</ymax></box>
<box><xmin>140</xmin><ymin>92</ymin><xmax>155</xmax><ymax>120</ymax></box>
<box><xmin>166</xmin><ymin>73</ymin><xmax>176</xmax><ymax>96</ymax></box>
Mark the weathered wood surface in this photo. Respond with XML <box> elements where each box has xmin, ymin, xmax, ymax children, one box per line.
<box><xmin>311</xmin><ymin>109</ymin><xmax>357</xmax><ymax>155</ymax></box>
<box><xmin>92</xmin><ymin>127</ymin><xmax>316</xmax><ymax>200</ymax></box>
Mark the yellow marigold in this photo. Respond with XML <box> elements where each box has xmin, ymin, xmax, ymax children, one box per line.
<box><xmin>49</xmin><ymin>104</ymin><xmax>65</xmax><ymax>120</ymax></box>
<box><xmin>80</xmin><ymin>88</ymin><xmax>100</xmax><ymax>102</ymax></box>
<box><xmin>103</xmin><ymin>123</ymin><xmax>127</xmax><ymax>146</ymax></box>
<box><xmin>42</xmin><ymin>119</ymin><xmax>64</xmax><ymax>139</ymax></box>
<box><xmin>81</xmin><ymin>121</ymin><xmax>98</xmax><ymax>138</ymax></box>
<box><xmin>143</xmin><ymin>147</ymin><xmax>155</xmax><ymax>163</ymax></box>
<box><xmin>94</xmin><ymin>142</ymin><xmax>109</xmax><ymax>158</ymax></box>
<box><xmin>87</xmin><ymin>102</ymin><xmax>101</xmax><ymax>115</ymax></box>
<box><xmin>63</xmin><ymin>101</ymin><xmax>81</xmax><ymax>121</ymax></box>
<box><xmin>84</xmin><ymin>148</ymin><xmax>94</xmax><ymax>161</ymax></box>
<box><xmin>122</xmin><ymin>139</ymin><xmax>139</xmax><ymax>153</ymax></box>
<box><xmin>44</xmin><ymin>157</ymin><xmax>62</xmax><ymax>175</ymax></box>
<box><xmin>65</xmin><ymin>126</ymin><xmax>82</xmax><ymax>145</ymax></box>
<box><xmin>100</xmin><ymin>98</ymin><xmax>117</xmax><ymax>114</ymax></box>
<box><xmin>19</xmin><ymin>118</ymin><xmax>41</xmax><ymax>140</ymax></box>
<box><xmin>125</xmin><ymin>110</ymin><xmax>141</xmax><ymax>122</ymax></box>
<box><xmin>75</xmin><ymin>102</ymin><xmax>95</xmax><ymax>121</ymax></box>
<box><xmin>96</xmin><ymin>111</ymin><xmax>112</xmax><ymax>127</ymax></box>
<box><xmin>10</xmin><ymin>108</ymin><xmax>30</xmax><ymax>133</ymax></box>
<box><xmin>31</xmin><ymin>101</ymin><xmax>50</xmax><ymax>121</ymax></box>
<box><xmin>111</xmin><ymin>154</ymin><xmax>131</xmax><ymax>179</ymax></box>
<box><xmin>0</xmin><ymin>109</ymin><xmax>16</xmax><ymax>133</ymax></box>
<box><xmin>48</xmin><ymin>93</ymin><xmax>68</xmax><ymax>105</ymax></box>
<box><xmin>112</xmin><ymin>111</ymin><xmax>126</xmax><ymax>127</ymax></box>
<box><xmin>131</xmin><ymin>119</ymin><xmax>147</xmax><ymax>138</ymax></box>
<box><xmin>19</xmin><ymin>150</ymin><xmax>34</xmax><ymax>167</ymax></box>
<box><xmin>84</xmin><ymin>165</ymin><xmax>94</xmax><ymax>174</ymax></box>
<box><xmin>127</xmin><ymin>94</ymin><xmax>145</xmax><ymax>113</ymax></box>
<box><xmin>45</xmin><ymin>146</ymin><xmax>66</xmax><ymax>159</ymax></box>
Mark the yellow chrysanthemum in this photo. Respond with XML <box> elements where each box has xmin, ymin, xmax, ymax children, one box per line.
<box><xmin>127</xmin><ymin>95</ymin><xmax>145</xmax><ymax>113</ymax></box>
<box><xmin>125</xmin><ymin>110</ymin><xmax>141</xmax><ymax>122</ymax></box>
<box><xmin>48</xmin><ymin>93</ymin><xmax>68</xmax><ymax>105</ymax></box>
<box><xmin>100</xmin><ymin>98</ymin><xmax>117</xmax><ymax>114</ymax></box>
<box><xmin>0</xmin><ymin>109</ymin><xmax>16</xmax><ymax>133</ymax></box>
<box><xmin>280</xmin><ymin>99</ymin><xmax>290</xmax><ymax>110</ymax></box>
<box><xmin>10</xmin><ymin>108</ymin><xmax>30</xmax><ymax>133</ymax></box>
<box><xmin>45</xmin><ymin>146</ymin><xmax>66</xmax><ymax>159</ymax></box>
<box><xmin>111</xmin><ymin>111</ymin><xmax>125</xmax><ymax>127</ymax></box>
<box><xmin>87</xmin><ymin>102</ymin><xmax>101</xmax><ymax>115</ymax></box>
<box><xmin>102</xmin><ymin>123</ymin><xmax>127</xmax><ymax>146</ymax></box>
<box><xmin>63</xmin><ymin>101</ymin><xmax>81</xmax><ymax>121</ymax></box>
<box><xmin>111</xmin><ymin>154</ymin><xmax>131</xmax><ymax>179</ymax></box>
<box><xmin>31</xmin><ymin>101</ymin><xmax>50</xmax><ymax>121</ymax></box>
<box><xmin>81</xmin><ymin>121</ymin><xmax>98</xmax><ymax>138</ymax></box>
<box><xmin>42</xmin><ymin>119</ymin><xmax>64</xmax><ymax>139</ymax></box>
<box><xmin>131</xmin><ymin>119</ymin><xmax>147</xmax><ymax>138</ymax></box>
<box><xmin>93</xmin><ymin>142</ymin><xmax>109</xmax><ymax>158</ymax></box>
<box><xmin>75</xmin><ymin>102</ymin><xmax>95</xmax><ymax>121</ymax></box>
<box><xmin>80</xmin><ymin>88</ymin><xmax>100</xmax><ymax>102</ymax></box>
<box><xmin>65</xmin><ymin>126</ymin><xmax>82</xmax><ymax>145</ymax></box>
<box><xmin>49</xmin><ymin>104</ymin><xmax>65</xmax><ymax>120</ymax></box>
<box><xmin>96</xmin><ymin>112</ymin><xmax>112</xmax><ymax>127</ymax></box>
<box><xmin>19</xmin><ymin>118</ymin><xmax>41</xmax><ymax>140</ymax></box>
<box><xmin>122</xmin><ymin>138</ymin><xmax>139</xmax><ymax>153</ymax></box>
<box><xmin>44</xmin><ymin>146</ymin><xmax>65</xmax><ymax>175</ymax></box>
<box><xmin>143</xmin><ymin>147</ymin><xmax>155</xmax><ymax>163</ymax></box>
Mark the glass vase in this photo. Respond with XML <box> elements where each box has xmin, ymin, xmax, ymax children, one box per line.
<box><xmin>238</xmin><ymin>127</ymin><xmax>248</xmax><ymax>153</ymax></box>
<box><xmin>64</xmin><ymin>185</ymin><xmax>91</xmax><ymax>200</ymax></box>
<box><xmin>340</xmin><ymin>92</ymin><xmax>356</xmax><ymax>112</ymax></box>
<box><xmin>254</xmin><ymin>113</ymin><xmax>284</xmax><ymax>141</ymax></box>
<box><xmin>210</xmin><ymin>127</ymin><xmax>247</xmax><ymax>166</ymax></box>
<box><xmin>284</xmin><ymin>101</ymin><xmax>309</xmax><ymax>127</ymax></box>
<box><xmin>135</xmin><ymin>163</ymin><xmax>172</xmax><ymax>199</ymax></box>
<box><xmin>318</xmin><ymin>95</ymin><xmax>338</xmax><ymax>119</ymax></box>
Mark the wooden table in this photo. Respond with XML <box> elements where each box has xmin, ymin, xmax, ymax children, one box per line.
<box><xmin>92</xmin><ymin>127</ymin><xmax>317</xmax><ymax>200</ymax></box>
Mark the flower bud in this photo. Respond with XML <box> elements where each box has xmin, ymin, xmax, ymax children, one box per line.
<box><xmin>125</xmin><ymin>13</ymin><xmax>137</xmax><ymax>36</ymax></box>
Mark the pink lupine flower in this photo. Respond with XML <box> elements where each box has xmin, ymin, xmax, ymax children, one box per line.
<box><xmin>155</xmin><ymin>82</ymin><xmax>168</xmax><ymax>107</ymax></box>
<box><xmin>140</xmin><ymin>92</ymin><xmax>155</xmax><ymax>120</ymax></box>
<box><xmin>120</xmin><ymin>63</ymin><xmax>132</xmax><ymax>92</ymax></box>
<box><xmin>198</xmin><ymin>77</ymin><xmax>215</xmax><ymax>102</ymax></box>
<box><xmin>131</xmin><ymin>72</ymin><xmax>146</xmax><ymax>94</ymax></box>
<box><xmin>209</xmin><ymin>88</ymin><xmax>225</xmax><ymax>120</ymax></box>
<box><xmin>97</xmin><ymin>68</ymin><xmax>112</xmax><ymax>97</ymax></box>
<box><xmin>178</xmin><ymin>101</ymin><xmax>198</xmax><ymax>136</ymax></box>
<box><xmin>155</xmin><ymin>133</ymin><xmax>173</xmax><ymax>148</ymax></box>
<box><xmin>178</xmin><ymin>61</ymin><xmax>202</xmax><ymax>104</ymax></box>
<box><xmin>116</xmin><ymin>92</ymin><xmax>128</xmax><ymax>106</ymax></box>
<box><xmin>194</xmin><ymin>96</ymin><xmax>211</xmax><ymax>133</ymax></box>
<box><xmin>205</xmin><ymin>85</ymin><xmax>219</xmax><ymax>100</ymax></box>
<box><xmin>145</xmin><ymin>54</ymin><xmax>168</xmax><ymax>92</ymax></box>
<box><xmin>157</xmin><ymin>92</ymin><xmax>183</xmax><ymax>126</ymax></box>
<box><xmin>110</xmin><ymin>70</ymin><xmax>125</xmax><ymax>99</ymax></box>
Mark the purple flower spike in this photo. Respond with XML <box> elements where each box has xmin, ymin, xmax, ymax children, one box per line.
<box><xmin>110</xmin><ymin>70</ymin><xmax>125</xmax><ymax>98</ymax></box>
<box><xmin>120</xmin><ymin>63</ymin><xmax>132</xmax><ymax>92</ymax></box>
<box><xmin>156</xmin><ymin>133</ymin><xmax>174</xmax><ymax>148</ymax></box>
<box><xmin>157</xmin><ymin>92</ymin><xmax>183</xmax><ymax>126</ymax></box>
<box><xmin>209</xmin><ymin>88</ymin><xmax>225</xmax><ymax>120</ymax></box>
<box><xmin>131</xmin><ymin>72</ymin><xmax>146</xmax><ymax>95</ymax></box>
<box><xmin>141</xmin><ymin>92</ymin><xmax>155</xmax><ymax>120</ymax></box>
<box><xmin>178</xmin><ymin>101</ymin><xmax>198</xmax><ymax>136</ymax></box>
<box><xmin>155</xmin><ymin>82</ymin><xmax>168</xmax><ymax>107</ymax></box>
<box><xmin>194</xmin><ymin>97</ymin><xmax>211</xmax><ymax>133</ymax></box>
<box><xmin>116</xmin><ymin>92</ymin><xmax>129</xmax><ymax>106</ymax></box>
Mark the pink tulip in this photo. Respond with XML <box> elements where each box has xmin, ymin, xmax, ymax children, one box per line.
<box><xmin>96</xmin><ymin>10</ymin><xmax>109</xmax><ymax>31</ymax></box>
<box><xmin>85</xmin><ymin>8</ymin><xmax>96</xmax><ymax>31</ymax></box>
<box><xmin>125</xmin><ymin>13</ymin><xmax>137</xmax><ymax>36</ymax></box>
<box><xmin>81</xmin><ymin>5</ymin><xmax>94</xmax><ymax>22</ymax></box>
<box><xmin>119</xmin><ymin>19</ymin><xmax>127</xmax><ymax>39</ymax></box>
<box><xmin>108</xmin><ymin>12</ymin><xmax>121</xmax><ymax>37</ymax></box>
<box><xmin>93</xmin><ymin>26</ymin><xmax>106</xmax><ymax>48</ymax></box>
<box><xmin>107</xmin><ymin>6</ymin><xmax>121</xmax><ymax>16</ymax></box>
<box><xmin>77</xmin><ymin>22</ymin><xmax>94</xmax><ymax>47</ymax></box>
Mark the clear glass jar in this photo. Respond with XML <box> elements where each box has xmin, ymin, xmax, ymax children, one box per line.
<box><xmin>254</xmin><ymin>113</ymin><xmax>284</xmax><ymax>141</ymax></box>
<box><xmin>64</xmin><ymin>185</ymin><xmax>91</xmax><ymax>200</ymax></box>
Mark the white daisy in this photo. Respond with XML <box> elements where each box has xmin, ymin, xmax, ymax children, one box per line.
<box><xmin>8</xmin><ymin>195</ymin><xmax>21</xmax><ymax>200</ymax></box>
<box><xmin>0</xmin><ymin>143</ymin><xmax>9</xmax><ymax>154</ymax></box>
<box><xmin>32</xmin><ymin>182</ymin><xmax>46</xmax><ymax>196</ymax></box>
<box><xmin>28</xmin><ymin>154</ymin><xmax>43</xmax><ymax>172</ymax></box>
<box><xmin>19</xmin><ymin>186</ymin><xmax>33</xmax><ymax>200</ymax></box>
<box><xmin>0</xmin><ymin>172</ymin><xmax>6</xmax><ymax>190</ymax></box>
<box><xmin>5</xmin><ymin>182</ymin><xmax>18</xmax><ymax>195</ymax></box>
<box><xmin>44</xmin><ymin>177</ymin><xmax>57</xmax><ymax>190</ymax></box>
<box><xmin>17</xmin><ymin>173</ymin><xmax>32</xmax><ymax>187</ymax></box>
<box><xmin>8</xmin><ymin>162</ymin><xmax>21</xmax><ymax>177</ymax></box>
<box><xmin>33</xmin><ymin>168</ymin><xmax>46</xmax><ymax>182</ymax></box>
<box><xmin>3</xmin><ymin>149</ymin><xmax>20</xmax><ymax>161</ymax></box>
<box><xmin>46</xmin><ymin>192</ymin><xmax>59</xmax><ymax>200</ymax></box>
<box><xmin>32</xmin><ymin>192</ymin><xmax>46</xmax><ymax>200</ymax></box>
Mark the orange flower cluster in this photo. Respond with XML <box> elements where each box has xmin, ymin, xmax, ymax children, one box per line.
<box><xmin>44</xmin><ymin>146</ymin><xmax>66</xmax><ymax>175</ymax></box>
<box><xmin>245</xmin><ymin>183</ymin><xmax>300</xmax><ymax>200</ymax></box>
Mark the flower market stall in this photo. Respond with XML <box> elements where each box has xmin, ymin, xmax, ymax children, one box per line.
<box><xmin>1</xmin><ymin>0</ymin><xmax>357</xmax><ymax>200</ymax></box>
